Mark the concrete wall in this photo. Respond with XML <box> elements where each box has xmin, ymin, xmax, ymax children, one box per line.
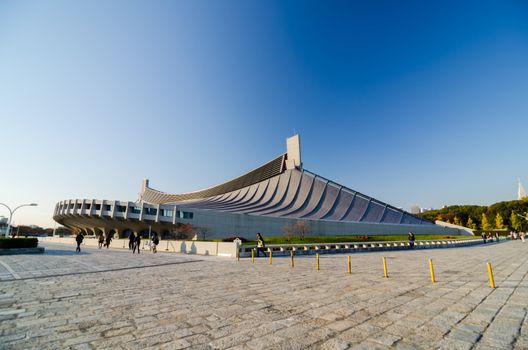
<box><xmin>435</xmin><ymin>220</ymin><xmax>475</xmax><ymax>236</ymax></box>
<box><xmin>39</xmin><ymin>237</ymin><xmax>238</xmax><ymax>258</ymax></box>
<box><xmin>183</xmin><ymin>209</ymin><xmax>464</xmax><ymax>239</ymax></box>
<box><xmin>53</xmin><ymin>199</ymin><xmax>463</xmax><ymax>240</ymax></box>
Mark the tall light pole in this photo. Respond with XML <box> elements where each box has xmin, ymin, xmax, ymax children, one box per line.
<box><xmin>0</xmin><ymin>203</ymin><xmax>38</xmax><ymax>238</ymax></box>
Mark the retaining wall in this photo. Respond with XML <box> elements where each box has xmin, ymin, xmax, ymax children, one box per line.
<box><xmin>38</xmin><ymin>237</ymin><xmax>238</xmax><ymax>258</ymax></box>
<box><xmin>239</xmin><ymin>238</ymin><xmax>499</xmax><ymax>257</ymax></box>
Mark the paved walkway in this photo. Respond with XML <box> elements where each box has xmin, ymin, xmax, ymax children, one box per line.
<box><xmin>0</xmin><ymin>241</ymin><xmax>527</xmax><ymax>349</ymax></box>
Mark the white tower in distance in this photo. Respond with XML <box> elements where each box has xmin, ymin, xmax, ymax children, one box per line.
<box><xmin>518</xmin><ymin>178</ymin><xmax>527</xmax><ymax>200</ymax></box>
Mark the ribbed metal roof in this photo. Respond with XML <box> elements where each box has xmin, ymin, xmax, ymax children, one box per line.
<box><xmin>140</xmin><ymin>154</ymin><xmax>286</xmax><ymax>203</ymax></box>
<box><xmin>140</xmin><ymin>157</ymin><xmax>432</xmax><ymax>226</ymax></box>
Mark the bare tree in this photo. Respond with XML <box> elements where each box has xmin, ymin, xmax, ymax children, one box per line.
<box><xmin>195</xmin><ymin>226</ymin><xmax>210</xmax><ymax>241</ymax></box>
<box><xmin>283</xmin><ymin>224</ymin><xmax>295</xmax><ymax>242</ymax></box>
<box><xmin>174</xmin><ymin>223</ymin><xmax>196</xmax><ymax>240</ymax></box>
<box><xmin>282</xmin><ymin>220</ymin><xmax>310</xmax><ymax>241</ymax></box>
<box><xmin>295</xmin><ymin>220</ymin><xmax>309</xmax><ymax>241</ymax></box>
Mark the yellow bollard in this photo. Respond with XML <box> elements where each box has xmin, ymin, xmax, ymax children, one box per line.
<box><xmin>290</xmin><ymin>250</ymin><xmax>294</xmax><ymax>268</ymax></box>
<box><xmin>316</xmin><ymin>253</ymin><xmax>320</xmax><ymax>271</ymax></box>
<box><xmin>382</xmin><ymin>257</ymin><xmax>388</xmax><ymax>278</ymax></box>
<box><xmin>487</xmin><ymin>262</ymin><xmax>495</xmax><ymax>289</ymax></box>
<box><xmin>269</xmin><ymin>250</ymin><xmax>273</xmax><ymax>265</ymax></box>
<box><xmin>429</xmin><ymin>259</ymin><xmax>436</xmax><ymax>283</ymax></box>
<box><xmin>347</xmin><ymin>256</ymin><xmax>351</xmax><ymax>274</ymax></box>
<box><xmin>251</xmin><ymin>249</ymin><xmax>255</xmax><ymax>263</ymax></box>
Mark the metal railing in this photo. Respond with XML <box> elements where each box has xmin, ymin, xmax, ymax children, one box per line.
<box><xmin>239</xmin><ymin>238</ymin><xmax>499</xmax><ymax>257</ymax></box>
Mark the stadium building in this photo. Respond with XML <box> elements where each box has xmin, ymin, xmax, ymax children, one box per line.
<box><xmin>53</xmin><ymin>135</ymin><xmax>460</xmax><ymax>239</ymax></box>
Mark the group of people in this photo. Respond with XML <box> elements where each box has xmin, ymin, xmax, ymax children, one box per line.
<box><xmin>74</xmin><ymin>231</ymin><xmax>160</xmax><ymax>253</ymax></box>
<box><xmin>128</xmin><ymin>232</ymin><xmax>160</xmax><ymax>254</ymax></box>
<box><xmin>481</xmin><ymin>232</ymin><xmax>500</xmax><ymax>243</ymax></box>
<box><xmin>510</xmin><ymin>231</ymin><xmax>526</xmax><ymax>242</ymax></box>
<box><xmin>97</xmin><ymin>232</ymin><xmax>113</xmax><ymax>249</ymax></box>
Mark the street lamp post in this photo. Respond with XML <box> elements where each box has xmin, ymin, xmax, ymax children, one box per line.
<box><xmin>0</xmin><ymin>203</ymin><xmax>38</xmax><ymax>238</ymax></box>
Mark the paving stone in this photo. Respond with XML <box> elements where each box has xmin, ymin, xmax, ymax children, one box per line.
<box><xmin>370</xmin><ymin>333</ymin><xmax>401</xmax><ymax>346</ymax></box>
<box><xmin>0</xmin><ymin>240</ymin><xmax>527</xmax><ymax>349</ymax></box>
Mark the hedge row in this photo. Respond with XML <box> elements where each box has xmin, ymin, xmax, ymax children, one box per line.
<box><xmin>0</xmin><ymin>238</ymin><xmax>38</xmax><ymax>249</ymax></box>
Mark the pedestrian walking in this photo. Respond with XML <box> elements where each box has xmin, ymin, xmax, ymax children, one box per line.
<box><xmin>482</xmin><ymin>232</ymin><xmax>487</xmax><ymax>243</ymax></box>
<box><xmin>98</xmin><ymin>232</ymin><xmax>104</xmax><ymax>249</ymax></box>
<box><xmin>521</xmin><ymin>232</ymin><xmax>526</xmax><ymax>243</ymax></box>
<box><xmin>133</xmin><ymin>232</ymin><xmax>141</xmax><ymax>254</ymax></box>
<box><xmin>408</xmin><ymin>231</ymin><xmax>415</xmax><ymax>248</ymax></box>
<box><xmin>105</xmin><ymin>233</ymin><xmax>112</xmax><ymax>249</ymax></box>
<box><xmin>152</xmin><ymin>232</ymin><xmax>159</xmax><ymax>253</ymax></box>
<box><xmin>256</xmin><ymin>232</ymin><xmax>266</xmax><ymax>257</ymax></box>
<box><xmin>128</xmin><ymin>232</ymin><xmax>135</xmax><ymax>250</ymax></box>
<box><xmin>75</xmin><ymin>232</ymin><xmax>84</xmax><ymax>253</ymax></box>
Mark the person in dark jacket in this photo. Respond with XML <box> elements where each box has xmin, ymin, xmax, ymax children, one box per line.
<box><xmin>105</xmin><ymin>233</ymin><xmax>112</xmax><ymax>249</ymax></box>
<box><xmin>75</xmin><ymin>233</ymin><xmax>84</xmax><ymax>253</ymax></box>
<box><xmin>128</xmin><ymin>232</ymin><xmax>135</xmax><ymax>250</ymax></box>
<box><xmin>152</xmin><ymin>233</ymin><xmax>159</xmax><ymax>253</ymax></box>
<box><xmin>133</xmin><ymin>232</ymin><xmax>141</xmax><ymax>254</ymax></box>
<box><xmin>408</xmin><ymin>231</ymin><xmax>415</xmax><ymax>248</ymax></box>
<box><xmin>98</xmin><ymin>233</ymin><xmax>104</xmax><ymax>249</ymax></box>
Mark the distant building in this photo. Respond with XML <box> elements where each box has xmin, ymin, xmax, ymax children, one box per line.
<box><xmin>518</xmin><ymin>179</ymin><xmax>527</xmax><ymax>200</ymax></box>
<box><xmin>410</xmin><ymin>206</ymin><xmax>433</xmax><ymax>214</ymax></box>
<box><xmin>410</xmin><ymin>205</ymin><xmax>421</xmax><ymax>214</ymax></box>
<box><xmin>0</xmin><ymin>217</ymin><xmax>7</xmax><ymax>236</ymax></box>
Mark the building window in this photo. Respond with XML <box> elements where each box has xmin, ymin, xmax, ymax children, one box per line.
<box><xmin>144</xmin><ymin>208</ymin><xmax>157</xmax><ymax>216</ymax></box>
<box><xmin>104</xmin><ymin>204</ymin><xmax>112</xmax><ymax>211</ymax></box>
<box><xmin>95</xmin><ymin>204</ymin><xmax>101</xmax><ymax>210</ymax></box>
<box><xmin>130</xmin><ymin>206</ymin><xmax>141</xmax><ymax>214</ymax></box>
<box><xmin>86</xmin><ymin>204</ymin><xmax>91</xmax><ymax>210</ymax></box>
<box><xmin>177</xmin><ymin>211</ymin><xmax>193</xmax><ymax>219</ymax></box>
<box><xmin>116</xmin><ymin>205</ymin><xmax>126</xmax><ymax>212</ymax></box>
<box><xmin>161</xmin><ymin>209</ymin><xmax>173</xmax><ymax>217</ymax></box>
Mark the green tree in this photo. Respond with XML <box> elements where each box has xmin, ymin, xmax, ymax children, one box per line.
<box><xmin>510</xmin><ymin>212</ymin><xmax>522</xmax><ymax>232</ymax></box>
<box><xmin>466</xmin><ymin>217</ymin><xmax>477</xmax><ymax>230</ymax></box>
<box><xmin>481</xmin><ymin>213</ymin><xmax>491</xmax><ymax>231</ymax></box>
<box><xmin>494</xmin><ymin>213</ymin><xmax>505</xmax><ymax>230</ymax></box>
<box><xmin>453</xmin><ymin>216</ymin><xmax>462</xmax><ymax>226</ymax></box>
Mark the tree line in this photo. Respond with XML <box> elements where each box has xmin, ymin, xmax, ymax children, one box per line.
<box><xmin>417</xmin><ymin>198</ymin><xmax>528</xmax><ymax>231</ymax></box>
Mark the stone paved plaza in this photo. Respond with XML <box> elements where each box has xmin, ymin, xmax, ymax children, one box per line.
<box><xmin>0</xmin><ymin>241</ymin><xmax>527</xmax><ymax>349</ymax></box>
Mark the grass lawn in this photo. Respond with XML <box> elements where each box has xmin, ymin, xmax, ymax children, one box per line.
<box><xmin>240</xmin><ymin>234</ymin><xmax>476</xmax><ymax>245</ymax></box>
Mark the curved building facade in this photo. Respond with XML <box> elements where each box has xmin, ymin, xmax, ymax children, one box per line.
<box><xmin>54</xmin><ymin>135</ymin><xmax>460</xmax><ymax>239</ymax></box>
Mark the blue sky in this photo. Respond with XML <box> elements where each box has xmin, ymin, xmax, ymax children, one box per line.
<box><xmin>1</xmin><ymin>1</ymin><xmax>528</xmax><ymax>227</ymax></box>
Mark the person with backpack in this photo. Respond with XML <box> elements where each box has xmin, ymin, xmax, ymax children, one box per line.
<box><xmin>408</xmin><ymin>231</ymin><xmax>415</xmax><ymax>248</ymax></box>
<box><xmin>152</xmin><ymin>232</ymin><xmax>159</xmax><ymax>253</ymax></box>
<box><xmin>75</xmin><ymin>232</ymin><xmax>84</xmax><ymax>253</ymax></box>
<box><xmin>256</xmin><ymin>232</ymin><xmax>266</xmax><ymax>257</ymax></box>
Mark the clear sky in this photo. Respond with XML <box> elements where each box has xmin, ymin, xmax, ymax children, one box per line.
<box><xmin>1</xmin><ymin>1</ymin><xmax>528</xmax><ymax>228</ymax></box>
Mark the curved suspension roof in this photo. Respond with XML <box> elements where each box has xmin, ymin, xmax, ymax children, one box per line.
<box><xmin>140</xmin><ymin>138</ymin><xmax>432</xmax><ymax>226</ymax></box>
